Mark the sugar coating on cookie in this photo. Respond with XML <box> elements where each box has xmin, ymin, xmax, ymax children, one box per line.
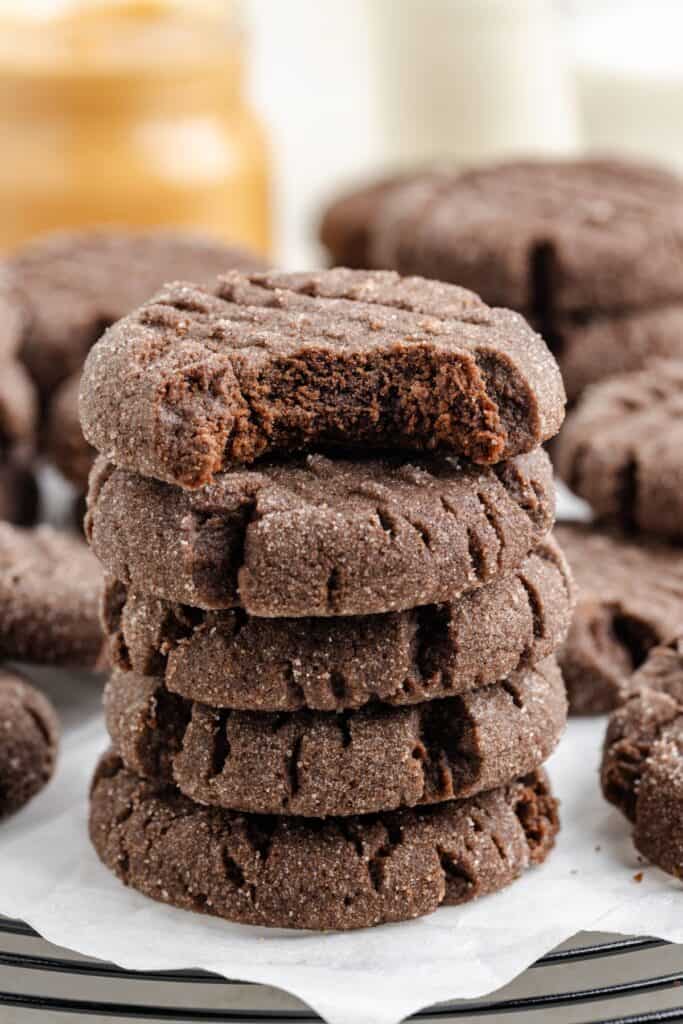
<box><xmin>602</xmin><ymin>678</ymin><xmax>683</xmax><ymax>877</ymax></box>
<box><xmin>0</xmin><ymin>524</ymin><xmax>103</xmax><ymax>668</ymax></box>
<box><xmin>556</xmin><ymin>359</ymin><xmax>683</xmax><ymax>539</ymax></box>
<box><xmin>79</xmin><ymin>268</ymin><xmax>565</xmax><ymax>488</ymax></box>
<box><xmin>103</xmin><ymin>537</ymin><xmax>573</xmax><ymax>711</ymax></box>
<box><xmin>11</xmin><ymin>229</ymin><xmax>264</xmax><ymax>400</ymax></box>
<box><xmin>87</xmin><ymin>448</ymin><xmax>555</xmax><ymax>617</ymax></box>
<box><xmin>0</xmin><ymin>670</ymin><xmax>59</xmax><ymax>819</ymax></box>
<box><xmin>555</xmin><ymin>523</ymin><xmax>683</xmax><ymax>714</ymax></box>
<box><xmin>90</xmin><ymin>753</ymin><xmax>558</xmax><ymax>930</ymax></box>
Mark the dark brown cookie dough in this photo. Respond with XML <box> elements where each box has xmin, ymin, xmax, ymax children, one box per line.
<box><xmin>0</xmin><ymin>524</ymin><xmax>104</xmax><ymax>668</ymax></box>
<box><xmin>555</xmin><ymin>304</ymin><xmax>683</xmax><ymax>403</ymax></box>
<box><xmin>45</xmin><ymin>371</ymin><xmax>94</xmax><ymax>490</ymax></box>
<box><xmin>12</xmin><ymin>229</ymin><xmax>264</xmax><ymax>401</ymax></box>
<box><xmin>602</xmin><ymin>684</ymin><xmax>683</xmax><ymax>877</ymax></box>
<box><xmin>80</xmin><ymin>268</ymin><xmax>565</xmax><ymax>488</ymax></box>
<box><xmin>555</xmin><ymin>523</ymin><xmax>683</xmax><ymax>714</ymax></box>
<box><xmin>105</xmin><ymin>658</ymin><xmax>566</xmax><ymax>819</ymax></box>
<box><xmin>0</xmin><ymin>670</ymin><xmax>59</xmax><ymax>819</ymax></box>
<box><xmin>556</xmin><ymin>360</ymin><xmax>683</xmax><ymax>539</ymax></box>
<box><xmin>90</xmin><ymin>752</ymin><xmax>558</xmax><ymax>930</ymax></box>
<box><xmin>362</xmin><ymin>158</ymin><xmax>683</xmax><ymax>316</ymax></box>
<box><xmin>104</xmin><ymin>538</ymin><xmax>573</xmax><ymax>711</ymax></box>
<box><xmin>87</xmin><ymin>448</ymin><xmax>555</xmax><ymax>617</ymax></box>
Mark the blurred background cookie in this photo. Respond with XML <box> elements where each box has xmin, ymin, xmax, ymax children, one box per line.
<box><xmin>0</xmin><ymin>669</ymin><xmax>59</xmax><ymax>820</ymax></box>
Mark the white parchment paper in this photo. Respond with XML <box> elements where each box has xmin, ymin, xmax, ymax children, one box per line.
<box><xmin>1</xmin><ymin>686</ymin><xmax>682</xmax><ymax>1024</ymax></box>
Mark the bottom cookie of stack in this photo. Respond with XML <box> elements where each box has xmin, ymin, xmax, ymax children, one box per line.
<box><xmin>90</xmin><ymin>752</ymin><xmax>558</xmax><ymax>931</ymax></box>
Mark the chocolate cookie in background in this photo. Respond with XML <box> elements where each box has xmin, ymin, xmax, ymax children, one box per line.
<box><xmin>0</xmin><ymin>669</ymin><xmax>59</xmax><ymax>820</ymax></box>
<box><xmin>90</xmin><ymin>754</ymin><xmax>558</xmax><ymax>931</ymax></box>
<box><xmin>319</xmin><ymin>157</ymin><xmax>683</xmax><ymax>404</ymax></box>
<box><xmin>554</xmin><ymin>523</ymin><xmax>683</xmax><ymax>715</ymax></box>
<box><xmin>5</xmin><ymin>229</ymin><xmax>265</xmax><ymax>517</ymax></box>
<box><xmin>601</xmin><ymin>647</ymin><xmax>683</xmax><ymax>878</ymax></box>
<box><xmin>0</xmin><ymin>523</ymin><xmax>104</xmax><ymax>669</ymax></box>
<box><xmin>556</xmin><ymin>360</ymin><xmax>683</xmax><ymax>540</ymax></box>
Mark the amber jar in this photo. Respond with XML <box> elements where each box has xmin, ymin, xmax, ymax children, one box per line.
<box><xmin>0</xmin><ymin>1</ymin><xmax>271</xmax><ymax>255</ymax></box>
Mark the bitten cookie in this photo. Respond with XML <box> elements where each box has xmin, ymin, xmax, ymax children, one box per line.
<box><xmin>602</xmin><ymin>682</ymin><xmax>683</xmax><ymax>877</ymax></box>
<box><xmin>105</xmin><ymin>658</ymin><xmax>566</xmax><ymax>818</ymax></box>
<box><xmin>90</xmin><ymin>753</ymin><xmax>558</xmax><ymax>930</ymax></box>
<box><xmin>366</xmin><ymin>158</ymin><xmax>683</xmax><ymax>315</ymax></box>
<box><xmin>104</xmin><ymin>537</ymin><xmax>573</xmax><ymax>711</ymax></box>
<box><xmin>79</xmin><ymin>268</ymin><xmax>565</xmax><ymax>488</ymax></box>
<box><xmin>555</xmin><ymin>523</ymin><xmax>683</xmax><ymax>714</ymax></box>
<box><xmin>0</xmin><ymin>670</ymin><xmax>59</xmax><ymax>819</ymax></box>
<box><xmin>12</xmin><ymin>229</ymin><xmax>264</xmax><ymax>400</ymax></box>
<box><xmin>556</xmin><ymin>360</ymin><xmax>683</xmax><ymax>539</ymax></box>
<box><xmin>87</xmin><ymin>448</ymin><xmax>555</xmax><ymax>617</ymax></box>
<box><xmin>0</xmin><ymin>524</ymin><xmax>104</xmax><ymax>667</ymax></box>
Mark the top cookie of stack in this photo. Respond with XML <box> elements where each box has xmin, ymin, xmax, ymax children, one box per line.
<box><xmin>83</xmin><ymin>268</ymin><xmax>571</xmax><ymax>931</ymax></box>
<box><xmin>321</xmin><ymin>158</ymin><xmax>683</xmax><ymax>404</ymax></box>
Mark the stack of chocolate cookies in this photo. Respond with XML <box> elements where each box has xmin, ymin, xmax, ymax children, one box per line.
<box><xmin>0</xmin><ymin>266</ymin><xmax>38</xmax><ymax>524</ymax></box>
<box><xmin>81</xmin><ymin>268</ymin><xmax>573</xmax><ymax>930</ymax></box>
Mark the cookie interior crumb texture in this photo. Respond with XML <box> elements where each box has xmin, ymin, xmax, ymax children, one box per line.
<box><xmin>79</xmin><ymin>268</ymin><xmax>565</xmax><ymax>488</ymax></box>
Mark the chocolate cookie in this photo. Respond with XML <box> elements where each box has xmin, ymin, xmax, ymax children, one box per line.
<box><xmin>555</xmin><ymin>304</ymin><xmax>683</xmax><ymax>404</ymax></box>
<box><xmin>0</xmin><ymin>670</ymin><xmax>59</xmax><ymax>819</ymax></box>
<box><xmin>80</xmin><ymin>268</ymin><xmax>565</xmax><ymax>488</ymax></box>
<box><xmin>46</xmin><ymin>371</ymin><xmax>94</xmax><ymax>490</ymax></box>
<box><xmin>364</xmin><ymin>158</ymin><xmax>683</xmax><ymax>315</ymax></box>
<box><xmin>602</xmin><ymin>684</ymin><xmax>683</xmax><ymax>877</ymax></box>
<box><xmin>103</xmin><ymin>538</ymin><xmax>573</xmax><ymax>711</ymax></box>
<box><xmin>623</xmin><ymin>638</ymin><xmax>683</xmax><ymax>704</ymax></box>
<box><xmin>105</xmin><ymin>658</ymin><xmax>566</xmax><ymax>818</ymax></box>
<box><xmin>0</xmin><ymin>524</ymin><xmax>103</xmax><ymax>667</ymax></box>
<box><xmin>90</xmin><ymin>752</ymin><xmax>558</xmax><ymax>930</ymax></box>
<box><xmin>13</xmin><ymin>229</ymin><xmax>264</xmax><ymax>400</ymax></box>
<box><xmin>87</xmin><ymin>448</ymin><xmax>555</xmax><ymax>617</ymax></box>
<box><xmin>554</xmin><ymin>523</ymin><xmax>683</xmax><ymax>714</ymax></box>
<box><xmin>556</xmin><ymin>360</ymin><xmax>683</xmax><ymax>539</ymax></box>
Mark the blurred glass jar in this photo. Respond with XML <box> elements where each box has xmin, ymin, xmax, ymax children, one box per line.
<box><xmin>0</xmin><ymin>0</ymin><xmax>271</xmax><ymax>254</ymax></box>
